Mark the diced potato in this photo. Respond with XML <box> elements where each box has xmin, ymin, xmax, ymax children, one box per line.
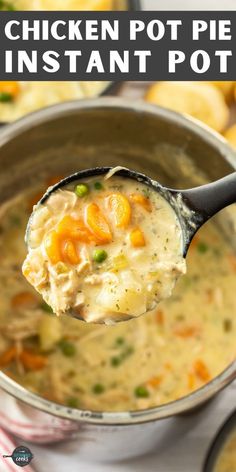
<box><xmin>38</xmin><ymin>314</ymin><xmax>62</xmax><ymax>351</ymax></box>
<box><xmin>111</xmin><ymin>254</ymin><xmax>128</xmax><ymax>271</ymax></box>
<box><xmin>97</xmin><ymin>276</ymin><xmax>147</xmax><ymax>318</ymax></box>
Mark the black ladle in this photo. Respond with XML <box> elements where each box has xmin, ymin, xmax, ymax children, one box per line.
<box><xmin>27</xmin><ymin>167</ymin><xmax>236</xmax><ymax>258</ymax></box>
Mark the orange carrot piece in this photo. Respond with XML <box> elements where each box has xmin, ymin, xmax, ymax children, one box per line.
<box><xmin>0</xmin><ymin>347</ymin><xmax>17</xmax><ymax>367</ymax></box>
<box><xmin>0</xmin><ymin>81</ymin><xmax>20</xmax><ymax>98</ymax></box>
<box><xmin>194</xmin><ymin>359</ymin><xmax>210</xmax><ymax>382</ymax></box>
<box><xmin>20</xmin><ymin>350</ymin><xmax>47</xmax><ymax>371</ymax></box>
<box><xmin>174</xmin><ymin>325</ymin><xmax>200</xmax><ymax>338</ymax></box>
<box><xmin>85</xmin><ymin>203</ymin><xmax>112</xmax><ymax>244</ymax></box>
<box><xmin>189</xmin><ymin>234</ymin><xmax>200</xmax><ymax>250</ymax></box>
<box><xmin>130</xmin><ymin>227</ymin><xmax>146</xmax><ymax>247</ymax></box>
<box><xmin>108</xmin><ymin>193</ymin><xmax>131</xmax><ymax>228</ymax></box>
<box><xmin>188</xmin><ymin>373</ymin><xmax>196</xmax><ymax>390</ymax></box>
<box><xmin>61</xmin><ymin>240</ymin><xmax>80</xmax><ymax>265</ymax></box>
<box><xmin>28</xmin><ymin>191</ymin><xmax>43</xmax><ymax>210</ymax></box>
<box><xmin>11</xmin><ymin>291</ymin><xmax>39</xmax><ymax>310</ymax></box>
<box><xmin>46</xmin><ymin>175</ymin><xmax>64</xmax><ymax>187</ymax></box>
<box><xmin>130</xmin><ymin>193</ymin><xmax>152</xmax><ymax>212</ymax></box>
<box><xmin>57</xmin><ymin>216</ymin><xmax>96</xmax><ymax>243</ymax></box>
<box><xmin>155</xmin><ymin>309</ymin><xmax>164</xmax><ymax>326</ymax></box>
<box><xmin>44</xmin><ymin>230</ymin><xmax>62</xmax><ymax>264</ymax></box>
<box><xmin>147</xmin><ymin>375</ymin><xmax>163</xmax><ymax>388</ymax></box>
<box><xmin>228</xmin><ymin>254</ymin><xmax>236</xmax><ymax>272</ymax></box>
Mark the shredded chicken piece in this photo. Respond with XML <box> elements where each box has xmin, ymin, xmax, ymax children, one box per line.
<box><xmin>1</xmin><ymin>311</ymin><xmax>42</xmax><ymax>341</ymax></box>
<box><xmin>78</xmin><ymin>327</ymin><xmax>107</xmax><ymax>344</ymax></box>
<box><xmin>49</xmin><ymin>368</ymin><xmax>72</xmax><ymax>403</ymax></box>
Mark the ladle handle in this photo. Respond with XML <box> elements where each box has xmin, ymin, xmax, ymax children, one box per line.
<box><xmin>181</xmin><ymin>171</ymin><xmax>236</xmax><ymax>222</ymax></box>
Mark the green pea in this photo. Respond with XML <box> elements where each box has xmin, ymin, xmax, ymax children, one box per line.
<box><xmin>110</xmin><ymin>356</ymin><xmax>121</xmax><ymax>367</ymax></box>
<box><xmin>0</xmin><ymin>0</ymin><xmax>15</xmax><ymax>10</ymax></box>
<box><xmin>75</xmin><ymin>183</ymin><xmax>89</xmax><ymax>198</ymax></box>
<box><xmin>134</xmin><ymin>385</ymin><xmax>150</xmax><ymax>398</ymax></box>
<box><xmin>122</xmin><ymin>346</ymin><xmax>134</xmax><ymax>359</ymax></box>
<box><xmin>94</xmin><ymin>182</ymin><xmax>103</xmax><ymax>190</ymax></box>
<box><xmin>66</xmin><ymin>397</ymin><xmax>79</xmax><ymax>408</ymax></box>
<box><xmin>223</xmin><ymin>319</ymin><xmax>232</xmax><ymax>332</ymax></box>
<box><xmin>92</xmin><ymin>383</ymin><xmax>105</xmax><ymax>395</ymax></box>
<box><xmin>93</xmin><ymin>249</ymin><xmax>108</xmax><ymax>263</ymax></box>
<box><xmin>115</xmin><ymin>337</ymin><xmax>125</xmax><ymax>346</ymax></box>
<box><xmin>40</xmin><ymin>301</ymin><xmax>53</xmax><ymax>313</ymax></box>
<box><xmin>197</xmin><ymin>242</ymin><xmax>209</xmax><ymax>254</ymax></box>
<box><xmin>0</xmin><ymin>92</ymin><xmax>13</xmax><ymax>102</ymax></box>
<box><xmin>58</xmin><ymin>339</ymin><xmax>76</xmax><ymax>357</ymax></box>
<box><xmin>10</xmin><ymin>215</ymin><xmax>21</xmax><ymax>226</ymax></box>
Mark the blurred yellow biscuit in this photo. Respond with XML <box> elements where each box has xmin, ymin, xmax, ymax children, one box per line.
<box><xmin>211</xmin><ymin>82</ymin><xmax>235</xmax><ymax>103</ymax></box>
<box><xmin>15</xmin><ymin>0</ymin><xmax>114</xmax><ymax>9</ymax></box>
<box><xmin>224</xmin><ymin>124</ymin><xmax>236</xmax><ymax>150</ymax></box>
<box><xmin>145</xmin><ymin>82</ymin><xmax>229</xmax><ymax>132</ymax></box>
<box><xmin>80</xmin><ymin>81</ymin><xmax>110</xmax><ymax>97</ymax></box>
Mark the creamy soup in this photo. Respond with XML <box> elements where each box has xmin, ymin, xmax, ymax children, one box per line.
<box><xmin>0</xmin><ymin>181</ymin><xmax>235</xmax><ymax>410</ymax></box>
<box><xmin>0</xmin><ymin>81</ymin><xmax>109</xmax><ymax>122</ymax></box>
<box><xmin>12</xmin><ymin>0</ymin><xmax>114</xmax><ymax>10</ymax></box>
<box><xmin>23</xmin><ymin>173</ymin><xmax>186</xmax><ymax>323</ymax></box>
<box><xmin>214</xmin><ymin>431</ymin><xmax>236</xmax><ymax>472</ymax></box>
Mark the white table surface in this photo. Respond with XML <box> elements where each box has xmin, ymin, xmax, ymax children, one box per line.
<box><xmin>11</xmin><ymin>2</ymin><xmax>236</xmax><ymax>471</ymax></box>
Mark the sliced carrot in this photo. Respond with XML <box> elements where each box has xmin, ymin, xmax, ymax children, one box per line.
<box><xmin>130</xmin><ymin>193</ymin><xmax>152</xmax><ymax>212</ymax></box>
<box><xmin>155</xmin><ymin>309</ymin><xmax>164</xmax><ymax>326</ymax></box>
<box><xmin>108</xmin><ymin>193</ymin><xmax>131</xmax><ymax>228</ymax></box>
<box><xmin>146</xmin><ymin>375</ymin><xmax>163</xmax><ymax>388</ymax></box>
<box><xmin>174</xmin><ymin>325</ymin><xmax>200</xmax><ymax>338</ymax></box>
<box><xmin>194</xmin><ymin>359</ymin><xmax>210</xmax><ymax>382</ymax></box>
<box><xmin>0</xmin><ymin>81</ymin><xmax>20</xmax><ymax>98</ymax></box>
<box><xmin>189</xmin><ymin>234</ymin><xmax>200</xmax><ymax>250</ymax></box>
<box><xmin>0</xmin><ymin>346</ymin><xmax>17</xmax><ymax>367</ymax></box>
<box><xmin>28</xmin><ymin>191</ymin><xmax>43</xmax><ymax>210</ymax></box>
<box><xmin>44</xmin><ymin>230</ymin><xmax>62</xmax><ymax>264</ymax></box>
<box><xmin>61</xmin><ymin>240</ymin><xmax>80</xmax><ymax>265</ymax></box>
<box><xmin>47</xmin><ymin>175</ymin><xmax>64</xmax><ymax>187</ymax></box>
<box><xmin>11</xmin><ymin>291</ymin><xmax>39</xmax><ymax>310</ymax></box>
<box><xmin>20</xmin><ymin>350</ymin><xmax>47</xmax><ymax>371</ymax></box>
<box><xmin>85</xmin><ymin>203</ymin><xmax>112</xmax><ymax>244</ymax></box>
<box><xmin>129</xmin><ymin>227</ymin><xmax>146</xmax><ymax>247</ymax></box>
<box><xmin>188</xmin><ymin>373</ymin><xmax>196</xmax><ymax>390</ymax></box>
<box><xmin>228</xmin><ymin>254</ymin><xmax>236</xmax><ymax>272</ymax></box>
<box><xmin>57</xmin><ymin>215</ymin><xmax>96</xmax><ymax>243</ymax></box>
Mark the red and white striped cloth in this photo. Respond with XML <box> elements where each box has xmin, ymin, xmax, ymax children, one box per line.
<box><xmin>0</xmin><ymin>428</ymin><xmax>34</xmax><ymax>472</ymax></box>
<box><xmin>0</xmin><ymin>390</ymin><xmax>80</xmax><ymax>471</ymax></box>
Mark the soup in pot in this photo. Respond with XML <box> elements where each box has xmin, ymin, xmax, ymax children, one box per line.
<box><xmin>0</xmin><ymin>181</ymin><xmax>235</xmax><ymax>411</ymax></box>
<box><xmin>214</xmin><ymin>430</ymin><xmax>236</xmax><ymax>472</ymax></box>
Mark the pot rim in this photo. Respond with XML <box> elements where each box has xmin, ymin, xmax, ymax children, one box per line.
<box><xmin>203</xmin><ymin>408</ymin><xmax>236</xmax><ymax>471</ymax></box>
<box><xmin>0</xmin><ymin>97</ymin><xmax>236</xmax><ymax>426</ymax></box>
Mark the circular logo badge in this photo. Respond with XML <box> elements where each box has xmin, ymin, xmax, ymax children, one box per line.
<box><xmin>11</xmin><ymin>446</ymin><xmax>34</xmax><ymax>467</ymax></box>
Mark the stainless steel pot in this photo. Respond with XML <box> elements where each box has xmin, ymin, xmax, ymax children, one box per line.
<box><xmin>0</xmin><ymin>98</ymin><xmax>236</xmax><ymax>461</ymax></box>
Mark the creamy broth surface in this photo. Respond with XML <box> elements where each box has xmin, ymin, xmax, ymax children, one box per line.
<box><xmin>214</xmin><ymin>431</ymin><xmax>236</xmax><ymax>472</ymax></box>
<box><xmin>23</xmin><ymin>174</ymin><xmax>186</xmax><ymax>323</ymax></box>
<box><xmin>0</xmin><ymin>182</ymin><xmax>236</xmax><ymax>411</ymax></box>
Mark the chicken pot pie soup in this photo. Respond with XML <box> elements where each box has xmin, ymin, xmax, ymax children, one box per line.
<box><xmin>0</xmin><ymin>181</ymin><xmax>236</xmax><ymax>410</ymax></box>
<box><xmin>23</xmin><ymin>171</ymin><xmax>186</xmax><ymax>323</ymax></box>
<box><xmin>214</xmin><ymin>430</ymin><xmax>236</xmax><ymax>472</ymax></box>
